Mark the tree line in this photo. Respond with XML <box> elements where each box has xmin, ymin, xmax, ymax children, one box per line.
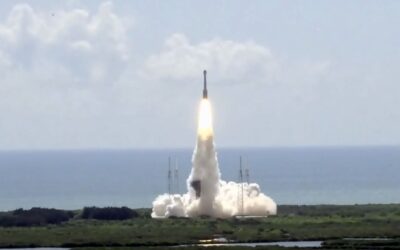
<box><xmin>0</xmin><ymin>206</ymin><xmax>141</xmax><ymax>227</ymax></box>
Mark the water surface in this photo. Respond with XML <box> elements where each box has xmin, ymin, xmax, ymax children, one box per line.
<box><xmin>0</xmin><ymin>146</ymin><xmax>399</xmax><ymax>210</ymax></box>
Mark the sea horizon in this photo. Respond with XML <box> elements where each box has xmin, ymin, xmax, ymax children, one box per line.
<box><xmin>0</xmin><ymin>145</ymin><xmax>399</xmax><ymax>211</ymax></box>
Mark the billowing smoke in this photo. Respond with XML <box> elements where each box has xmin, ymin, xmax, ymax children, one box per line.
<box><xmin>152</xmin><ymin>99</ymin><xmax>277</xmax><ymax>218</ymax></box>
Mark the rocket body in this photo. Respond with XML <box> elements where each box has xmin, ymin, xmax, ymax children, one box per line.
<box><xmin>203</xmin><ymin>70</ymin><xmax>208</xmax><ymax>99</ymax></box>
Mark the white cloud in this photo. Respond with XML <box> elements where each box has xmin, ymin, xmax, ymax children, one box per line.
<box><xmin>1</xmin><ymin>1</ymin><xmax>396</xmax><ymax>149</ymax></box>
<box><xmin>0</xmin><ymin>1</ymin><xmax>129</xmax><ymax>86</ymax></box>
<box><xmin>143</xmin><ymin>33</ymin><xmax>279</xmax><ymax>85</ymax></box>
<box><xmin>0</xmin><ymin>2</ymin><xmax>136</xmax><ymax>149</ymax></box>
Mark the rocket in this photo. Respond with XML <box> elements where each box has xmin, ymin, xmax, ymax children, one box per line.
<box><xmin>203</xmin><ymin>70</ymin><xmax>208</xmax><ymax>99</ymax></box>
<box><xmin>189</xmin><ymin>70</ymin><xmax>209</xmax><ymax>199</ymax></box>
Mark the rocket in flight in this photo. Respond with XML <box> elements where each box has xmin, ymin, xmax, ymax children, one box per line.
<box><xmin>203</xmin><ymin>70</ymin><xmax>208</xmax><ymax>99</ymax></box>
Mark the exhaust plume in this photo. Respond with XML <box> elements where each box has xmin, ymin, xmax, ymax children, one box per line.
<box><xmin>152</xmin><ymin>99</ymin><xmax>277</xmax><ymax>218</ymax></box>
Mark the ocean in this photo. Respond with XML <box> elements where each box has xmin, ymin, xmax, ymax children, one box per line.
<box><xmin>0</xmin><ymin>146</ymin><xmax>399</xmax><ymax>211</ymax></box>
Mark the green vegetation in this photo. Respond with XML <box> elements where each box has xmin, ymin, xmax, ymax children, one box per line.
<box><xmin>0</xmin><ymin>204</ymin><xmax>399</xmax><ymax>249</ymax></box>
<box><xmin>81</xmin><ymin>207</ymin><xmax>138</xmax><ymax>220</ymax></box>
<box><xmin>0</xmin><ymin>207</ymin><xmax>141</xmax><ymax>227</ymax></box>
<box><xmin>0</xmin><ymin>208</ymin><xmax>74</xmax><ymax>227</ymax></box>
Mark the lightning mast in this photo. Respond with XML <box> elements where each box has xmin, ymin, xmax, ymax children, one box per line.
<box><xmin>168</xmin><ymin>156</ymin><xmax>172</xmax><ymax>196</ymax></box>
<box><xmin>238</xmin><ymin>156</ymin><xmax>244</xmax><ymax>216</ymax></box>
<box><xmin>245</xmin><ymin>158</ymin><xmax>250</xmax><ymax>184</ymax></box>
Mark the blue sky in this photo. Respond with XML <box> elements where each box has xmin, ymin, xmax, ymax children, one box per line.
<box><xmin>0</xmin><ymin>0</ymin><xmax>399</xmax><ymax>149</ymax></box>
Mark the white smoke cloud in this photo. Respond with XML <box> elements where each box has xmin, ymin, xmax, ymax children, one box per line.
<box><xmin>151</xmin><ymin>135</ymin><xmax>277</xmax><ymax>218</ymax></box>
<box><xmin>185</xmin><ymin>134</ymin><xmax>221</xmax><ymax>217</ymax></box>
<box><xmin>152</xmin><ymin>100</ymin><xmax>277</xmax><ymax>218</ymax></box>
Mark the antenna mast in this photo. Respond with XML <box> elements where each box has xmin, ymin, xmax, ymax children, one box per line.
<box><xmin>238</xmin><ymin>156</ymin><xmax>244</xmax><ymax>216</ymax></box>
<box><xmin>245</xmin><ymin>157</ymin><xmax>250</xmax><ymax>184</ymax></box>
<box><xmin>168</xmin><ymin>156</ymin><xmax>172</xmax><ymax>196</ymax></box>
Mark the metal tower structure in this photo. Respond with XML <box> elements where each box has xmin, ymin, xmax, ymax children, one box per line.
<box><xmin>238</xmin><ymin>156</ymin><xmax>244</xmax><ymax>216</ymax></box>
<box><xmin>168</xmin><ymin>156</ymin><xmax>172</xmax><ymax>196</ymax></box>
<box><xmin>245</xmin><ymin>158</ymin><xmax>250</xmax><ymax>184</ymax></box>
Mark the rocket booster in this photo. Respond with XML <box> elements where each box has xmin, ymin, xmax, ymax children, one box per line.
<box><xmin>203</xmin><ymin>70</ymin><xmax>208</xmax><ymax>99</ymax></box>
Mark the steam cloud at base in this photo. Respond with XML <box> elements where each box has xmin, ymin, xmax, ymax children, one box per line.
<box><xmin>151</xmin><ymin>99</ymin><xmax>277</xmax><ymax>218</ymax></box>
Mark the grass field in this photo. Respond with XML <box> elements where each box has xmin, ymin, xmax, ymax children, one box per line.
<box><xmin>0</xmin><ymin>204</ymin><xmax>399</xmax><ymax>249</ymax></box>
